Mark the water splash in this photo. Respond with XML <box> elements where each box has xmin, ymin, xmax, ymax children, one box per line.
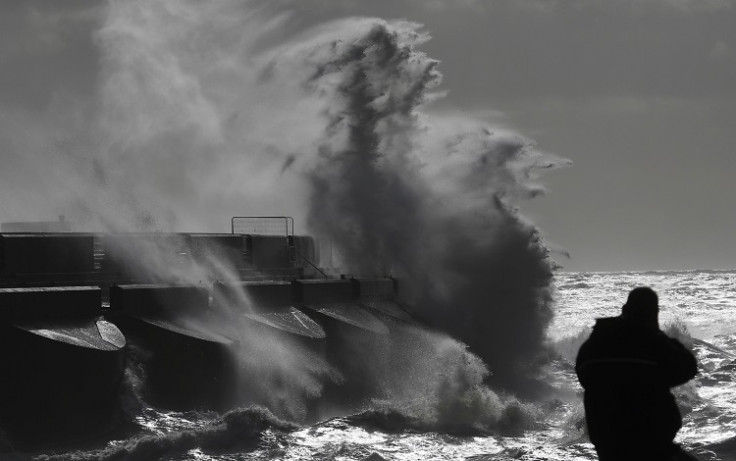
<box><xmin>263</xmin><ymin>17</ymin><xmax>568</xmax><ymax>390</ymax></box>
<box><xmin>1</xmin><ymin>0</ymin><xmax>568</xmax><ymax>432</ymax></box>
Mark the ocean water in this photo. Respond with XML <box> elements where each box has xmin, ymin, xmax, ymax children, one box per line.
<box><xmin>25</xmin><ymin>270</ymin><xmax>736</xmax><ymax>461</ymax></box>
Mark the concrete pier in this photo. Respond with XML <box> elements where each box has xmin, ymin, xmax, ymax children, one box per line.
<box><xmin>295</xmin><ymin>279</ymin><xmax>389</xmax><ymax>334</ymax></box>
<box><xmin>0</xmin><ymin>229</ymin><xmax>418</xmax><ymax>438</ymax></box>
<box><xmin>352</xmin><ymin>278</ymin><xmax>415</xmax><ymax>323</ymax></box>
<box><xmin>246</xmin><ymin>235</ymin><xmax>290</xmax><ymax>268</ymax></box>
<box><xmin>0</xmin><ymin>286</ymin><xmax>101</xmax><ymax>320</ymax></box>
<box><xmin>213</xmin><ymin>280</ymin><xmax>325</xmax><ymax>339</ymax></box>
<box><xmin>109</xmin><ymin>284</ymin><xmax>235</xmax><ymax>410</ymax></box>
<box><xmin>0</xmin><ymin>285</ymin><xmax>126</xmax><ymax>449</ymax></box>
<box><xmin>0</xmin><ymin>233</ymin><xmax>94</xmax><ymax>275</ymax></box>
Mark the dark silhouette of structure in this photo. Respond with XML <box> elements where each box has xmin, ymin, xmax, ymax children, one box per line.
<box><xmin>576</xmin><ymin>287</ymin><xmax>698</xmax><ymax>460</ymax></box>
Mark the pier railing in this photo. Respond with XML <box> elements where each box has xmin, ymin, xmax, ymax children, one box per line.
<box><xmin>230</xmin><ymin>216</ymin><xmax>294</xmax><ymax>236</ymax></box>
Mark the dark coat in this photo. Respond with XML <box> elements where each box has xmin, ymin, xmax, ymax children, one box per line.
<box><xmin>576</xmin><ymin>316</ymin><xmax>697</xmax><ymax>459</ymax></box>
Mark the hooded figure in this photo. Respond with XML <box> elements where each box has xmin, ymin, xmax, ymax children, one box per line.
<box><xmin>576</xmin><ymin>287</ymin><xmax>698</xmax><ymax>461</ymax></box>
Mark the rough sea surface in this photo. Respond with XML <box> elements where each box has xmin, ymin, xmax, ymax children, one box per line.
<box><xmin>21</xmin><ymin>271</ymin><xmax>736</xmax><ymax>460</ymax></box>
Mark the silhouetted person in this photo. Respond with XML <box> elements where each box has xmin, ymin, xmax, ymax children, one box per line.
<box><xmin>576</xmin><ymin>287</ymin><xmax>698</xmax><ymax>461</ymax></box>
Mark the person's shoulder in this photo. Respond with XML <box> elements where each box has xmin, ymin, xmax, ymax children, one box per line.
<box><xmin>592</xmin><ymin>316</ymin><xmax>626</xmax><ymax>331</ymax></box>
<box><xmin>583</xmin><ymin>316</ymin><xmax>628</xmax><ymax>344</ymax></box>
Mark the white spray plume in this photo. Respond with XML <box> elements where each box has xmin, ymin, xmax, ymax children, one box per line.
<box><xmin>0</xmin><ymin>0</ymin><xmax>570</xmax><ymax>419</ymax></box>
<box><xmin>261</xmin><ymin>17</ymin><xmax>569</xmax><ymax>389</ymax></box>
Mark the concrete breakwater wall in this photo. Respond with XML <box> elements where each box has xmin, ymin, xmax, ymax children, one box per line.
<box><xmin>0</xmin><ymin>232</ymin><xmax>410</xmax><ymax>449</ymax></box>
<box><xmin>0</xmin><ymin>232</ymin><xmax>321</xmax><ymax>286</ymax></box>
<box><xmin>0</xmin><ymin>286</ymin><xmax>126</xmax><ymax>449</ymax></box>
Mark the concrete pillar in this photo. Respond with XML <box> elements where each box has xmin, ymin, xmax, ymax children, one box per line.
<box><xmin>0</xmin><ymin>286</ymin><xmax>101</xmax><ymax>321</ymax></box>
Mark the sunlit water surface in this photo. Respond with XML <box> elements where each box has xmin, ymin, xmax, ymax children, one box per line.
<box><xmin>30</xmin><ymin>271</ymin><xmax>736</xmax><ymax>460</ymax></box>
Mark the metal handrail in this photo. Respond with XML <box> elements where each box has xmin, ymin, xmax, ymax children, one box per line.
<box><xmin>230</xmin><ymin>216</ymin><xmax>294</xmax><ymax>236</ymax></box>
<box><xmin>231</xmin><ymin>216</ymin><xmax>328</xmax><ymax>277</ymax></box>
<box><xmin>294</xmin><ymin>251</ymin><xmax>329</xmax><ymax>279</ymax></box>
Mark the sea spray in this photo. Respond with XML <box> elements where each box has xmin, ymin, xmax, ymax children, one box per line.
<box><xmin>93</xmin><ymin>0</ymin><xmax>303</xmax><ymax>232</ymax></box>
<box><xmin>99</xmin><ymin>0</ymin><xmax>567</xmax><ymax>417</ymax></box>
<box><xmin>0</xmin><ymin>0</ymin><xmax>322</xmax><ymax>233</ymax></box>
<box><xmin>313</xmin><ymin>319</ymin><xmax>546</xmax><ymax>435</ymax></box>
<box><xmin>0</xmin><ymin>0</ymin><xmax>569</xmax><ymax>438</ymax></box>
<box><xmin>97</xmin><ymin>1</ymin><xmax>567</xmax><ymax>416</ymax></box>
<box><xmin>268</xmin><ymin>18</ymin><xmax>569</xmax><ymax>391</ymax></box>
<box><xmin>226</xmin><ymin>319</ymin><xmax>339</xmax><ymax>422</ymax></box>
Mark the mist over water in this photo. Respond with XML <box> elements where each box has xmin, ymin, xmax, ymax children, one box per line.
<box><xmin>281</xmin><ymin>18</ymin><xmax>565</xmax><ymax>390</ymax></box>
<box><xmin>0</xmin><ymin>0</ymin><xmax>570</xmax><ymax>439</ymax></box>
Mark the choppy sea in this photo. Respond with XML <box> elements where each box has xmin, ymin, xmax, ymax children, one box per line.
<box><xmin>22</xmin><ymin>271</ymin><xmax>736</xmax><ymax>460</ymax></box>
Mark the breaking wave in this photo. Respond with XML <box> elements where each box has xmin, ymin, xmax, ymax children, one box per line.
<box><xmin>0</xmin><ymin>0</ymin><xmax>570</xmax><ymax>453</ymax></box>
<box><xmin>35</xmin><ymin>407</ymin><xmax>297</xmax><ymax>461</ymax></box>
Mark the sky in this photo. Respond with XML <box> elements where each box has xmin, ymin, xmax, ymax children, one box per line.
<box><xmin>0</xmin><ymin>0</ymin><xmax>734</xmax><ymax>272</ymax></box>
